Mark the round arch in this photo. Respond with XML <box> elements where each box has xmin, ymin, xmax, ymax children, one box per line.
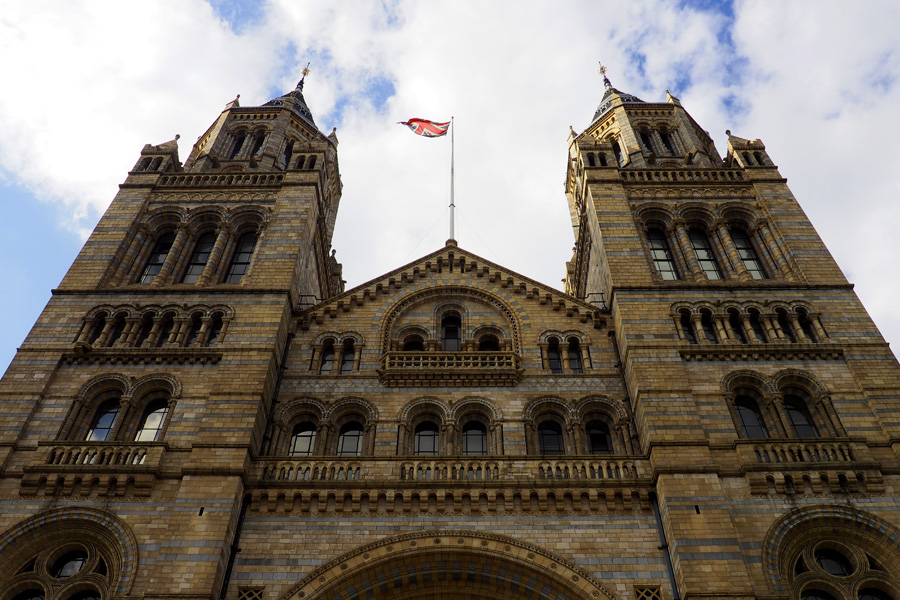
<box><xmin>279</xmin><ymin>530</ymin><xmax>618</xmax><ymax>600</ymax></box>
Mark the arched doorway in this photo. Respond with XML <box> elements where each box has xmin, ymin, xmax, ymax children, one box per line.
<box><xmin>279</xmin><ymin>530</ymin><xmax>617</xmax><ymax>600</ymax></box>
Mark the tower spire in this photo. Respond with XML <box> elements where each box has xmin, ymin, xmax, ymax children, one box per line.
<box><xmin>296</xmin><ymin>62</ymin><xmax>311</xmax><ymax>90</ymax></box>
<box><xmin>598</xmin><ymin>61</ymin><xmax>612</xmax><ymax>89</ymax></box>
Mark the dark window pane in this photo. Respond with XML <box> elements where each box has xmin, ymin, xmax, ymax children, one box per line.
<box><xmin>777</xmin><ymin>310</ymin><xmax>797</xmax><ymax>342</ymax></box>
<box><xmin>749</xmin><ymin>311</ymin><xmax>768</xmax><ymax>343</ymax></box>
<box><xmin>11</xmin><ymin>591</ymin><xmax>44</xmax><ymax>600</ymax></box>
<box><xmin>205</xmin><ymin>315</ymin><xmax>223</xmax><ymax>346</ymax></box>
<box><xmin>648</xmin><ymin>229</ymin><xmax>678</xmax><ymax>280</ymax></box>
<box><xmin>403</xmin><ymin>336</ymin><xmax>424</xmax><ymax>351</ymax></box>
<box><xmin>568</xmin><ymin>339</ymin><xmax>583</xmax><ymax>373</ymax></box>
<box><xmin>289</xmin><ymin>422</ymin><xmax>317</xmax><ymax>456</ymax></box>
<box><xmin>320</xmin><ymin>343</ymin><xmax>335</xmax><ymax>374</ymax></box>
<box><xmin>462</xmin><ymin>422</ymin><xmax>487</xmax><ymax>455</ymax></box>
<box><xmin>225</xmin><ymin>232</ymin><xmax>257</xmax><ymax>283</ymax></box>
<box><xmin>51</xmin><ymin>550</ymin><xmax>87</xmax><ymax>578</ymax></box>
<box><xmin>859</xmin><ymin>589</ymin><xmax>893</xmax><ymax>600</ymax></box>
<box><xmin>340</xmin><ymin>343</ymin><xmax>354</xmax><ymax>374</ymax></box>
<box><xmin>731</xmin><ymin>229</ymin><xmax>766</xmax><ymax>279</ymax></box>
<box><xmin>548</xmin><ymin>338</ymin><xmax>562</xmax><ymax>373</ymax></box>
<box><xmin>587</xmin><ymin>420</ymin><xmax>612</xmax><ymax>454</ymax></box>
<box><xmin>538</xmin><ymin>421</ymin><xmax>565</xmax><ymax>455</ymax></box>
<box><xmin>415</xmin><ymin>422</ymin><xmax>440</xmax><ymax>455</ymax></box>
<box><xmin>87</xmin><ymin>399</ymin><xmax>120</xmax><ymax>441</ymax></box>
<box><xmin>728</xmin><ymin>310</ymin><xmax>747</xmax><ymax>343</ymax></box>
<box><xmin>680</xmin><ymin>311</ymin><xmax>697</xmax><ymax>344</ymax></box>
<box><xmin>441</xmin><ymin>314</ymin><xmax>461</xmax><ymax>351</ymax></box>
<box><xmin>182</xmin><ymin>232</ymin><xmax>216</xmax><ymax>283</ymax></box>
<box><xmin>135</xmin><ymin>401</ymin><xmax>169</xmax><ymax>442</ymax></box>
<box><xmin>689</xmin><ymin>229</ymin><xmax>721</xmax><ymax>279</ymax></box>
<box><xmin>139</xmin><ymin>232</ymin><xmax>175</xmax><ymax>283</ymax></box>
<box><xmin>337</xmin><ymin>422</ymin><xmax>363</xmax><ymax>456</ymax></box>
<box><xmin>785</xmin><ymin>396</ymin><xmax>818</xmax><ymax>438</ymax></box>
<box><xmin>478</xmin><ymin>335</ymin><xmax>499</xmax><ymax>351</ymax></box>
<box><xmin>814</xmin><ymin>548</ymin><xmax>853</xmax><ymax>576</ymax></box>
<box><xmin>735</xmin><ymin>397</ymin><xmax>768</xmax><ymax>439</ymax></box>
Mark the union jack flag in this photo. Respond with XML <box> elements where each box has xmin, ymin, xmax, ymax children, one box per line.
<box><xmin>398</xmin><ymin>118</ymin><xmax>451</xmax><ymax>137</ymax></box>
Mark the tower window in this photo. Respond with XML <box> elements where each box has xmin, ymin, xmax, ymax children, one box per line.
<box><xmin>229</xmin><ymin>133</ymin><xmax>246</xmax><ymax>159</ymax></box>
<box><xmin>155</xmin><ymin>315</ymin><xmax>174</xmax><ymax>347</ymax></box>
<box><xmin>139</xmin><ymin>232</ymin><xmax>175</xmax><ymax>284</ymax></box>
<box><xmin>182</xmin><ymin>232</ymin><xmax>216</xmax><ymax>283</ymax></box>
<box><xmin>731</xmin><ymin>228</ymin><xmax>766</xmax><ymax>279</ymax></box>
<box><xmin>611</xmin><ymin>140</ymin><xmax>623</xmax><ymax>165</ymax></box>
<box><xmin>51</xmin><ymin>550</ymin><xmax>88</xmax><ymax>578</ymax></box>
<box><xmin>814</xmin><ymin>548</ymin><xmax>853</xmax><ymax>576</ymax></box>
<box><xmin>289</xmin><ymin>422</ymin><xmax>317</xmax><ymax>456</ymax></box>
<box><xmin>734</xmin><ymin>396</ymin><xmax>768</xmax><ymax>439</ymax></box>
<box><xmin>319</xmin><ymin>340</ymin><xmax>335</xmax><ymax>374</ymax></box>
<box><xmin>728</xmin><ymin>309</ymin><xmax>747</xmax><ymax>343</ymax></box>
<box><xmin>777</xmin><ymin>309</ymin><xmax>797</xmax><ymax>342</ymax></box>
<box><xmin>281</xmin><ymin>140</ymin><xmax>294</xmax><ymax>170</ymax></box>
<box><xmin>689</xmin><ymin>229</ymin><xmax>721</xmax><ymax>279</ymax></box>
<box><xmin>660</xmin><ymin>129</ymin><xmax>676</xmax><ymax>154</ymax></box>
<box><xmin>749</xmin><ymin>309</ymin><xmax>768</xmax><ymax>343</ymax></box>
<box><xmin>250</xmin><ymin>132</ymin><xmax>266</xmax><ymax>156</ymax></box>
<box><xmin>337</xmin><ymin>422</ymin><xmax>364</xmax><ymax>456</ymax></box>
<box><xmin>538</xmin><ymin>421</ymin><xmax>565</xmax><ymax>455</ymax></box>
<box><xmin>184</xmin><ymin>314</ymin><xmax>203</xmax><ymax>347</ymax></box>
<box><xmin>547</xmin><ymin>337</ymin><xmax>562</xmax><ymax>373</ymax></box>
<box><xmin>648</xmin><ymin>229</ymin><xmax>678</xmax><ymax>280</ymax></box>
<box><xmin>441</xmin><ymin>314</ymin><xmax>461</xmax><ymax>351</ymax></box>
<box><xmin>134</xmin><ymin>400</ymin><xmax>169</xmax><ymax>442</ymax></box>
<box><xmin>586</xmin><ymin>153</ymin><xmax>596</xmax><ymax>167</ymax></box>
<box><xmin>680</xmin><ymin>309</ymin><xmax>697</xmax><ymax>344</ymax></box>
<box><xmin>478</xmin><ymin>335</ymin><xmax>500</xmax><ymax>351</ymax></box>
<box><xmin>205</xmin><ymin>313</ymin><xmax>224</xmax><ymax>346</ymax></box>
<box><xmin>340</xmin><ymin>340</ymin><xmax>355</xmax><ymax>374</ymax></box>
<box><xmin>225</xmin><ymin>232</ymin><xmax>257</xmax><ymax>283</ymax></box>
<box><xmin>414</xmin><ymin>421</ymin><xmax>440</xmax><ymax>455</ymax></box>
<box><xmin>785</xmin><ymin>395</ymin><xmax>818</xmax><ymax>438</ymax></box>
<box><xmin>700</xmin><ymin>310</ymin><xmax>718</xmax><ymax>343</ymax></box>
<box><xmin>640</xmin><ymin>130</ymin><xmax>655</xmax><ymax>154</ymax></box>
<box><xmin>798</xmin><ymin>310</ymin><xmax>818</xmax><ymax>341</ymax></box>
<box><xmin>586</xmin><ymin>419</ymin><xmax>612</xmax><ymax>454</ymax></box>
<box><xmin>106</xmin><ymin>314</ymin><xmax>126</xmax><ymax>347</ymax></box>
<box><xmin>462</xmin><ymin>421</ymin><xmax>488</xmax><ymax>455</ymax></box>
<box><xmin>567</xmin><ymin>338</ymin><xmax>584</xmax><ymax>373</ymax></box>
<box><xmin>134</xmin><ymin>313</ymin><xmax>154</xmax><ymax>347</ymax></box>
<box><xmin>86</xmin><ymin>399</ymin><xmax>120</xmax><ymax>442</ymax></box>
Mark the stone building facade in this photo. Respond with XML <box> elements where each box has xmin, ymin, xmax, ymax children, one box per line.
<box><xmin>1</xmin><ymin>72</ymin><xmax>899</xmax><ymax>600</ymax></box>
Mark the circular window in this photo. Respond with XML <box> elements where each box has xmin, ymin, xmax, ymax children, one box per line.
<box><xmin>802</xmin><ymin>590</ymin><xmax>838</xmax><ymax>600</ymax></box>
<box><xmin>814</xmin><ymin>548</ymin><xmax>853</xmax><ymax>576</ymax></box>
<box><xmin>859</xmin><ymin>589</ymin><xmax>893</xmax><ymax>600</ymax></box>
<box><xmin>50</xmin><ymin>550</ymin><xmax>88</xmax><ymax>578</ymax></box>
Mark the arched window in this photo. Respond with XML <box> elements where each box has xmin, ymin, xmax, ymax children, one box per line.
<box><xmin>281</xmin><ymin>140</ymin><xmax>294</xmax><ymax>170</ymax></box>
<box><xmin>86</xmin><ymin>398</ymin><xmax>120</xmax><ymax>441</ymax></box>
<box><xmin>462</xmin><ymin>421</ymin><xmax>488</xmax><ymax>455</ymax></box>
<box><xmin>319</xmin><ymin>340</ymin><xmax>335</xmax><ymax>374</ymax></box>
<box><xmin>306</xmin><ymin>155</ymin><xmax>317</xmax><ymax>169</ymax></box>
<box><xmin>728</xmin><ymin>309</ymin><xmax>747</xmax><ymax>343</ymax></box>
<box><xmin>414</xmin><ymin>421</ymin><xmax>440</xmax><ymax>455</ymax></box>
<box><xmin>785</xmin><ymin>394</ymin><xmax>819</xmax><ymax>438</ymax></box>
<box><xmin>640</xmin><ymin>130</ymin><xmax>655</xmax><ymax>153</ymax></box>
<box><xmin>660</xmin><ymin>129</ymin><xmax>676</xmax><ymax>154</ymax></box>
<box><xmin>611</xmin><ymin>139</ymin><xmax>623</xmax><ymax>165</ymax></box>
<box><xmin>134</xmin><ymin>313</ymin><xmax>154</xmax><ymax>347</ymax></box>
<box><xmin>798</xmin><ymin>309</ymin><xmax>818</xmax><ymax>341</ymax></box>
<box><xmin>478</xmin><ymin>335</ymin><xmax>500</xmax><ymax>351</ymax></box>
<box><xmin>402</xmin><ymin>335</ymin><xmax>424</xmax><ymax>351</ymax></box>
<box><xmin>598</xmin><ymin>152</ymin><xmax>608</xmax><ymax>166</ymax></box>
<box><xmin>105</xmin><ymin>314</ymin><xmax>126</xmax><ymax>347</ymax></box>
<box><xmin>52</xmin><ymin>549</ymin><xmax>88</xmax><ymax>577</ymax></box>
<box><xmin>586</xmin><ymin>419</ymin><xmax>612</xmax><ymax>454</ymax></box>
<box><xmin>340</xmin><ymin>340</ymin><xmax>355</xmax><ymax>374</ymax></box>
<box><xmin>250</xmin><ymin>131</ymin><xmax>266</xmax><ymax>156</ymax></box>
<box><xmin>586</xmin><ymin>153</ymin><xmax>596</xmax><ymax>167</ymax></box>
<box><xmin>689</xmin><ymin>229</ymin><xmax>722</xmax><ymax>279</ymax></box>
<box><xmin>680</xmin><ymin>309</ymin><xmax>697</xmax><ymax>344</ymax></box>
<box><xmin>155</xmin><ymin>315</ymin><xmax>174</xmax><ymax>347</ymax></box>
<box><xmin>86</xmin><ymin>313</ymin><xmax>106</xmax><ymax>345</ymax></box>
<box><xmin>139</xmin><ymin>232</ymin><xmax>175</xmax><ymax>283</ymax></box>
<box><xmin>336</xmin><ymin>421</ymin><xmax>364</xmax><ymax>456</ymax></box>
<box><xmin>205</xmin><ymin>313</ymin><xmax>224</xmax><ymax>346</ymax></box>
<box><xmin>567</xmin><ymin>338</ymin><xmax>584</xmax><ymax>373</ymax></box>
<box><xmin>700</xmin><ymin>310</ymin><xmax>718</xmax><ymax>343</ymax></box>
<box><xmin>134</xmin><ymin>400</ymin><xmax>169</xmax><ymax>442</ymax></box>
<box><xmin>182</xmin><ymin>232</ymin><xmax>216</xmax><ymax>283</ymax></box>
<box><xmin>537</xmin><ymin>420</ymin><xmax>565</xmax><ymax>455</ymax></box>
<box><xmin>547</xmin><ymin>338</ymin><xmax>562</xmax><ymax>373</ymax></box>
<box><xmin>731</xmin><ymin>228</ymin><xmax>766</xmax><ymax>279</ymax></box>
<box><xmin>441</xmin><ymin>313</ymin><xmax>461</xmax><ymax>351</ymax></box>
<box><xmin>734</xmin><ymin>396</ymin><xmax>768</xmax><ymax>439</ymax></box>
<box><xmin>749</xmin><ymin>309</ymin><xmax>768</xmax><ymax>343</ymax></box>
<box><xmin>648</xmin><ymin>229</ymin><xmax>678</xmax><ymax>280</ymax></box>
<box><xmin>225</xmin><ymin>232</ymin><xmax>257</xmax><ymax>283</ymax></box>
<box><xmin>777</xmin><ymin>309</ymin><xmax>797</xmax><ymax>342</ymax></box>
<box><xmin>289</xmin><ymin>422</ymin><xmax>317</xmax><ymax>456</ymax></box>
<box><xmin>184</xmin><ymin>314</ymin><xmax>203</xmax><ymax>347</ymax></box>
<box><xmin>229</xmin><ymin>132</ymin><xmax>246</xmax><ymax>158</ymax></box>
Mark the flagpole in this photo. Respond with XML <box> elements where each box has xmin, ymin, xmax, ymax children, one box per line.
<box><xmin>449</xmin><ymin>116</ymin><xmax>455</xmax><ymax>241</ymax></box>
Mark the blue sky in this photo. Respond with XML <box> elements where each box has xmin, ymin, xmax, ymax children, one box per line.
<box><xmin>2</xmin><ymin>0</ymin><xmax>900</xmax><ymax>371</ymax></box>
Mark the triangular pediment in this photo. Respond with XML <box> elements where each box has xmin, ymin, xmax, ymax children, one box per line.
<box><xmin>297</xmin><ymin>242</ymin><xmax>607</xmax><ymax>332</ymax></box>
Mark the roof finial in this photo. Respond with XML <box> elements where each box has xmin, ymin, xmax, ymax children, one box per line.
<box><xmin>598</xmin><ymin>61</ymin><xmax>612</xmax><ymax>89</ymax></box>
<box><xmin>296</xmin><ymin>62</ymin><xmax>311</xmax><ymax>90</ymax></box>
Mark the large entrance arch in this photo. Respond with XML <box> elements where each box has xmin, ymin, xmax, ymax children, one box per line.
<box><xmin>279</xmin><ymin>530</ymin><xmax>617</xmax><ymax>600</ymax></box>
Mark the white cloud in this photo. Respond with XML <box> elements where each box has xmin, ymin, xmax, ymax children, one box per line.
<box><xmin>1</xmin><ymin>0</ymin><xmax>899</xmax><ymax>361</ymax></box>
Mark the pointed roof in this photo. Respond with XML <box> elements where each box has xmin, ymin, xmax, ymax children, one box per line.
<box><xmin>591</xmin><ymin>74</ymin><xmax>645</xmax><ymax>123</ymax></box>
<box><xmin>262</xmin><ymin>72</ymin><xmax>317</xmax><ymax>128</ymax></box>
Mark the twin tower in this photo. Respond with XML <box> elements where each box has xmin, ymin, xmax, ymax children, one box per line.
<box><xmin>1</xmin><ymin>71</ymin><xmax>899</xmax><ymax>600</ymax></box>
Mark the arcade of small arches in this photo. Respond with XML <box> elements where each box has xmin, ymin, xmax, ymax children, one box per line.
<box><xmin>219</xmin><ymin>125</ymin><xmax>322</xmax><ymax>172</ymax></box>
<box><xmin>105</xmin><ymin>205</ymin><xmax>269</xmax><ymax>288</ymax></box>
<box><xmin>634</xmin><ymin>201</ymin><xmax>796</xmax><ymax>284</ymax></box>
<box><xmin>673</xmin><ymin>301</ymin><xmax>828</xmax><ymax>346</ymax></box>
<box><xmin>723</xmin><ymin>369</ymin><xmax>845</xmax><ymax>441</ymax></box>
<box><xmin>73</xmin><ymin>304</ymin><xmax>230</xmax><ymax>352</ymax></box>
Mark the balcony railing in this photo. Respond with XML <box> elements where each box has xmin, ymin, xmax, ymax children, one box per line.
<box><xmin>37</xmin><ymin>442</ymin><xmax>166</xmax><ymax>470</ymax></box>
<box><xmin>255</xmin><ymin>456</ymin><xmax>647</xmax><ymax>484</ymax></box>
<box><xmin>738</xmin><ymin>440</ymin><xmax>854</xmax><ymax>465</ymax></box>
<box><xmin>379</xmin><ymin>351</ymin><xmax>523</xmax><ymax>386</ymax></box>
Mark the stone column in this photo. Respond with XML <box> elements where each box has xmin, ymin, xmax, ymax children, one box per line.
<box><xmin>94</xmin><ymin>318</ymin><xmax>114</xmax><ymax>347</ymax></box>
<box><xmin>811</xmin><ymin>314</ymin><xmax>828</xmax><ymax>342</ymax></box>
<box><xmin>716</xmin><ymin>219</ymin><xmax>751</xmax><ymax>281</ymax></box>
<box><xmin>107</xmin><ymin>396</ymin><xmax>132</xmax><ymax>441</ymax></box>
<box><xmin>153</xmin><ymin>223</ymin><xmax>190</xmax><ymax>286</ymax></box>
<box><xmin>741</xmin><ymin>314</ymin><xmax>762</xmax><ymax>343</ymax></box>
<box><xmin>122</xmin><ymin>318</ymin><xmax>142</xmax><ymax>347</ymax></box>
<box><xmin>197</xmin><ymin>224</ymin><xmax>232</xmax><ymax>286</ymax></box>
<box><xmin>674</xmin><ymin>220</ymin><xmax>704</xmax><ymax>279</ymax></box>
<box><xmin>789</xmin><ymin>313</ymin><xmax>809</xmax><ymax>342</ymax></box>
<box><xmin>692</xmin><ymin>314</ymin><xmax>708</xmax><ymax>344</ymax></box>
<box><xmin>762</xmin><ymin>315</ymin><xmax>783</xmax><ymax>343</ymax></box>
<box><xmin>713</xmin><ymin>313</ymin><xmax>730</xmax><ymax>343</ymax></box>
<box><xmin>559</xmin><ymin>342</ymin><xmax>571</xmax><ymax>373</ymax></box>
<box><xmin>145</xmin><ymin>318</ymin><xmax>163</xmax><ymax>347</ymax></box>
<box><xmin>765</xmin><ymin>394</ymin><xmax>790</xmax><ymax>438</ymax></box>
<box><xmin>353</xmin><ymin>345</ymin><xmax>362</xmax><ymax>371</ymax></box>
